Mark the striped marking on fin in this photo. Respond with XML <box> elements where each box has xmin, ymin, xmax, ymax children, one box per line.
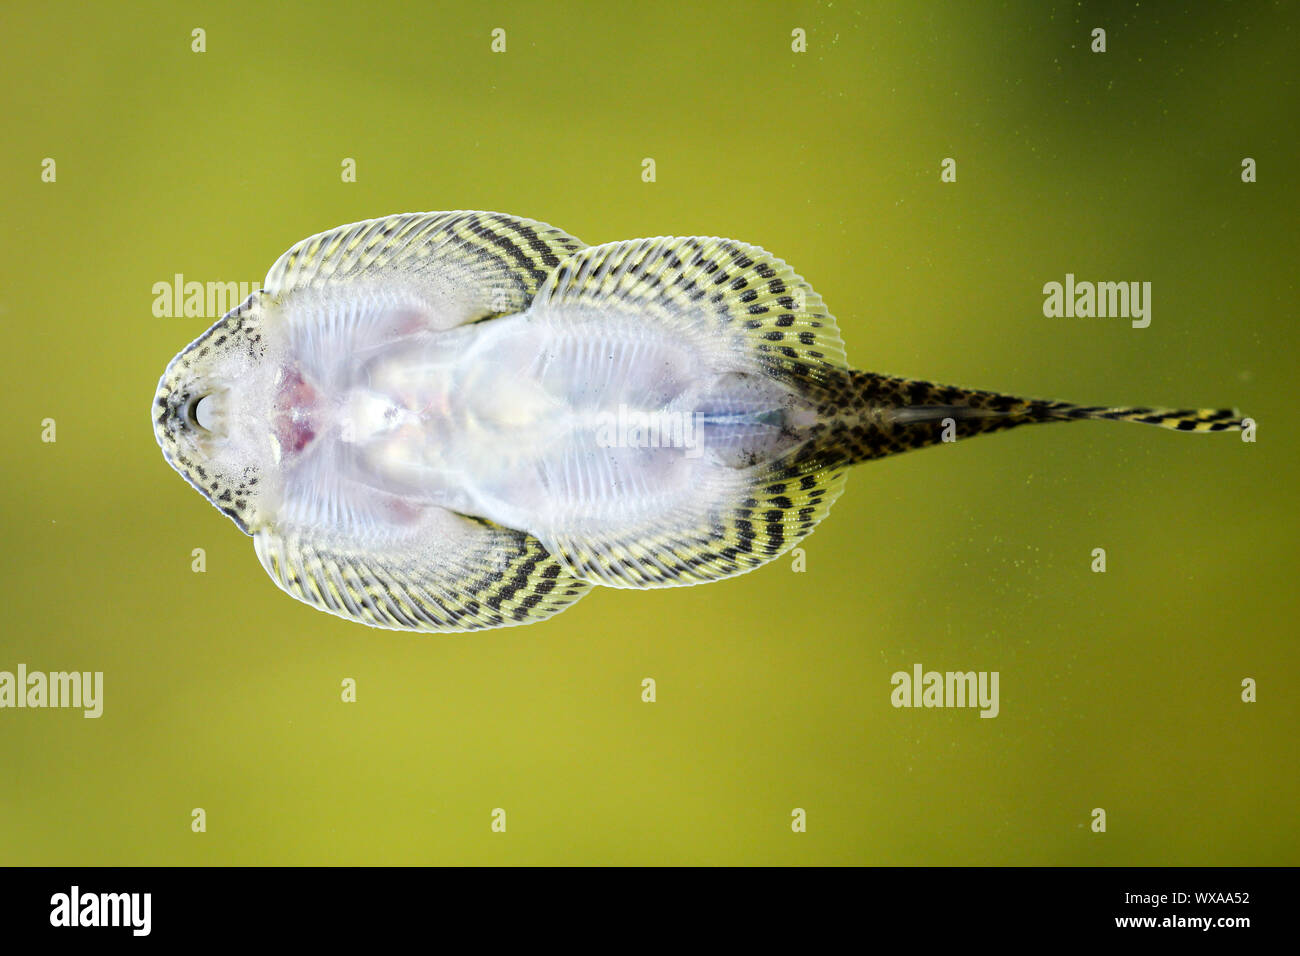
<box><xmin>533</xmin><ymin>235</ymin><xmax>850</xmax><ymax>386</ymax></box>
<box><xmin>254</xmin><ymin>518</ymin><xmax>590</xmax><ymax>633</ymax></box>
<box><xmin>541</xmin><ymin>452</ymin><xmax>848</xmax><ymax>589</ymax></box>
<box><xmin>264</xmin><ymin>210</ymin><xmax>586</xmax><ymax>326</ymax></box>
<box><xmin>524</xmin><ymin>236</ymin><xmax>853</xmax><ymax>587</ymax></box>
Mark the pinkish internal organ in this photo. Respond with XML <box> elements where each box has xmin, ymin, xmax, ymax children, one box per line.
<box><xmin>273</xmin><ymin>368</ymin><xmax>319</xmax><ymax>455</ymax></box>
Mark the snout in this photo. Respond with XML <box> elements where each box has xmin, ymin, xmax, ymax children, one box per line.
<box><xmin>153</xmin><ymin>374</ymin><xmax>220</xmax><ymax>445</ymax></box>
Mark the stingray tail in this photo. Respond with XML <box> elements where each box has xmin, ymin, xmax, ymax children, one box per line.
<box><xmin>805</xmin><ymin>370</ymin><xmax>1244</xmax><ymax>467</ymax></box>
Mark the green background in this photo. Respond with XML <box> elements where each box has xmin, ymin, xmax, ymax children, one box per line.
<box><xmin>1</xmin><ymin>0</ymin><xmax>1295</xmax><ymax>865</ymax></box>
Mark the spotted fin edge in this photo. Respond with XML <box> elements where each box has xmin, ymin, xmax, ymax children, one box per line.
<box><xmin>253</xmin><ymin>523</ymin><xmax>590</xmax><ymax>633</ymax></box>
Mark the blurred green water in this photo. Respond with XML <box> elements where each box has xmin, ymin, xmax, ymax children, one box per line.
<box><xmin>0</xmin><ymin>0</ymin><xmax>1295</xmax><ymax>865</ymax></box>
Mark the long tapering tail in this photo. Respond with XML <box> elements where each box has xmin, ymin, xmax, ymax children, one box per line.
<box><xmin>804</xmin><ymin>370</ymin><xmax>1244</xmax><ymax>467</ymax></box>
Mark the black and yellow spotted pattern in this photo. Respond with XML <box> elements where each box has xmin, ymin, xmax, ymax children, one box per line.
<box><xmin>264</xmin><ymin>209</ymin><xmax>586</xmax><ymax>321</ymax></box>
<box><xmin>803</xmin><ymin>370</ymin><xmax>1245</xmax><ymax>467</ymax></box>
<box><xmin>527</xmin><ymin>234</ymin><xmax>1243</xmax><ymax>589</ymax></box>
<box><xmin>153</xmin><ymin>291</ymin><xmax>269</xmax><ymax>533</ymax></box>
<box><xmin>532</xmin><ymin>236</ymin><xmax>853</xmax><ymax>588</ymax></box>
<box><xmin>248</xmin><ymin>211</ymin><xmax>593</xmax><ymax>631</ymax></box>
<box><xmin>544</xmin><ymin>453</ymin><xmax>850</xmax><ymax>589</ymax></box>
<box><xmin>536</xmin><ymin>234</ymin><xmax>851</xmax><ymax>379</ymax></box>
<box><xmin>255</xmin><ymin>522</ymin><xmax>590</xmax><ymax>633</ymax></box>
<box><xmin>158</xmin><ymin>213</ymin><xmax>1246</xmax><ymax>627</ymax></box>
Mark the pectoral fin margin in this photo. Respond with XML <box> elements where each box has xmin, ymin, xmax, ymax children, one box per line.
<box><xmin>254</xmin><ymin>515</ymin><xmax>590</xmax><ymax>632</ymax></box>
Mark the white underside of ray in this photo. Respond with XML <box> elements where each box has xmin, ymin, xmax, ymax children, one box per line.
<box><xmin>268</xmin><ymin>284</ymin><xmax>794</xmax><ymax>552</ymax></box>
